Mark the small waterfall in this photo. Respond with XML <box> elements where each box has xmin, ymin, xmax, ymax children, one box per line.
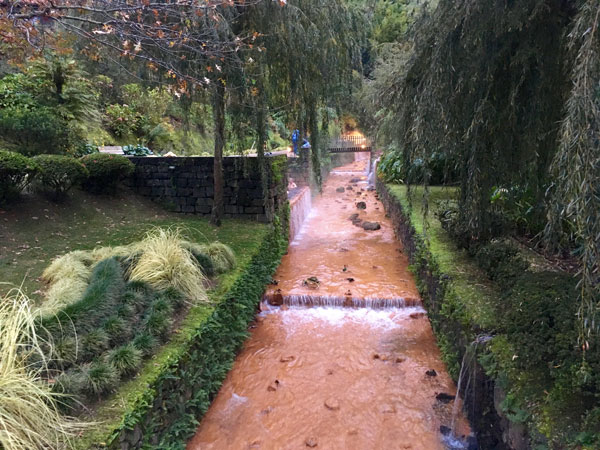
<box><xmin>368</xmin><ymin>157</ymin><xmax>380</xmax><ymax>187</ymax></box>
<box><xmin>443</xmin><ymin>334</ymin><xmax>492</xmax><ymax>450</ymax></box>
<box><xmin>263</xmin><ymin>293</ymin><xmax>421</xmax><ymax>309</ymax></box>
<box><xmin>289</xmin><ymin>187</ymin><xmax>312</xmax><ymax>242</ymax></box>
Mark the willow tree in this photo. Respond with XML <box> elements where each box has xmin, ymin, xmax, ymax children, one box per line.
<box><xmin>236</xmin><ymin>0</ymin><xmax>363</xmax><ymax>191</ymax></box>
<box><xmin>547</xmin><ymin>0</ymin><xmax>600</xmax><ymax>342</ymax></box>
<box><xmin>379</xmin><ymin>0</ymin><xmax>573</xmax><ymax>240</ymax></box>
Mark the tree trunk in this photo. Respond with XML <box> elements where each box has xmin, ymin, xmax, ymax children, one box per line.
<box><xmin>309</xmin><ymin>102</ymin><xmax>321</xmax><ymax>192</ymax></box>
<box><xmin>211</xmin><ymin>82</ymin><xmax>226</xmax><ymax>226</ymax></box>
<box><xmin>255</xmin><ymin>84</ymin><xmax>271</xmax><ymax>220</ymax></box>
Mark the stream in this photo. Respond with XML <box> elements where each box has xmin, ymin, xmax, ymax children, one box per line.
<box><xmin>188</xmin><ymin>159</ymin><xmax>473</xmax><ymax>449</ymax></box>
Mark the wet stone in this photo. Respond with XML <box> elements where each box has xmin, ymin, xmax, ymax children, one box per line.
<box><xmin>426</xmin><ymin>369</ymin><xmax>438</xmax><ymax>377</ymax></box>
<box><xmin>381</xmin><ymin>404</ymin><xmax>396</xmax><ymax>414</ymax></box>
<box><xmin>410</xmin><ymin>312</ymin><xmax>426</xmax><ymax>319</ymax></box>
<box><xmin>350</xmin><ymin>177</ymin><xmax>361</xmax><ymax>183</ymax></box>
<box><xmin>324</xmin><ymin>398</ymin><xmax>340</xmax><ymax>410</ymax></box>
<box><xmin>270</xmin><ymin>289</ymin><xmax>284</xmax><ymax>306</ymax></box>
<box><xmin>260</xmin><ymin>407</ymin><xmax>273</xmax><ymax>415</ymax></box>
<box><xmin>435</xmin><ymin>392</ymin><xmax>455</xmax><ymax>403</ymax></box>
<box><xmin>362</xmin><ymin>221</ymin><xmax>381</xmax><ymax>231</ymax></box>
<box><xmin>280</xmin><ymin>355</ymin><xmax>295</xmax><ymax>363</ymax></box>
<box><xmin>440</xmin><ymin>425</ymin><xmax>451</xmax><ymax>436</ymax></box>
<box><xmin>356</xmin><ymin>201</ymin><xmax>367</xmax><ymax>210</ymax></box>
<box><xmin>267</xmin><ymin>379</ymin><xmax>281</xmax><ymax>391</ymax></box>
<box><xmin>336</xmin><ymin>187</ymin><xmax>345</xmax><ymax>193</ymax></box>
<box><xmin>305</xmin><ymin>437</ymin><xmax>318</xmax><ymax>447</ymax></box>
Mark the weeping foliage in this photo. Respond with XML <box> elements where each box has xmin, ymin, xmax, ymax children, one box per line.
<box><xmin>547</xmin><ymin>0</ymin><xmax>600</xmax><ymax>340</ymax></box>
<box><xmin>0</xmin><ymin>289</ymin><xmax>82</xmax><ymax>450</ymax></box>
<box><xmin>236</xmin><ymin>0</ymin><xmax>363</xmax><ymax>189</ymax></box>
<box><xmin>381</xmin><ymin>0</ymin><xmax>573</xmax><ymax>240</ymax></box>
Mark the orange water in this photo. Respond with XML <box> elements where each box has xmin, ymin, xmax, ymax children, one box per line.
<box><xmin>188</xmin><ymin>161</ymin><xmax>471</xmax><ymax>450</ymax></box>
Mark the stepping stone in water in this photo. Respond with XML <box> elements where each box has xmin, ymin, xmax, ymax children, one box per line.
<box><xmin>356</xmin><ymin>201</ymin><xmax>367</xmax><ymax>210</ymax></box>
<box><xmin>435</xmin><ymin>392</ymin><xmax>455</xmax><ymax>403</ymax></box>
<box><xmin>324</xmin><ymin>398</ymin><xmax>340</xmax><ymax>410</ymax></box>
<box><xmin>336</xmin><ymin>187</ymin><xmax>345</xmax><ymax>193</ymax></box>
<box><xmin>306</xmin><ymin>437</ymin><xmax>318</xmax><ymax>447</ymax></box>
<box><xmin>362</xmin><ymin>221</ymin><xmax>381</xmax><ymax>231</ymax></box>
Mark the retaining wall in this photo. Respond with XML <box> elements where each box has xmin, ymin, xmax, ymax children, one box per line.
<box><xmin>127</xmin><ymin>155</ymin><xmax>287</xmax><ymax>223</ymax></box>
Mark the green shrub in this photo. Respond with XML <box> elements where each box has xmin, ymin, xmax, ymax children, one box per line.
<box><xmin>183</xmin><ymin>242</ymin><xmax>216</xmax><ymax>276</ymax></box>
<box><xmin>0</xmin><ymin>150</ymin><xmax>39</xmax><ymax>202</ymax></box>
<box><xmin>80</xmin><ymin>153</ymin><xmax>134</xmax><ymax>194</ymax></box>
<box><xmin>80</xmin><ymin>361</ymin><xmax>119</xmax><ymax>397</ymax></box>
<box><xmin>105</xmin><ymin>104</ymin><xmax>139</xmax><ymax>138</ymax></box>
<box><xmin>53</xmin><ymin>370</ymin><xmax>86</xmax><ymax>398</ymax></box>
<box><xmin>475</xmin><ymin>240</ymin><xmax>530</xmax><ymax>287</ymax></box>
<box><xmin>123</xmin><ymin>144</ymin><xmax>153</xmax><ymax>156</ymax></box>
<box><xmin>132</xmin><ymin>333</ymin><xmax>158</xmax><ymax>357</ymax></box>
<box><xmin>33</xmin><ymin>154</ymin><xmax>88</xmax><ymax>200</ymax></box>
<box><xmin>498</xmin><ymin>271</ymin><xmax>580</xmax><ymax>373</ymax></box>
<box><xmin>143</xmin><ymin>310</ymin><xmax>172</xmax><ymax>340</ymax></box>
<box><xmin>378</xmin><ymin>150</ymin><xmax>458</xmax><ymax>185</ymax></box>
<box><xmin>53</xmin><ymin>336</ymin><xmax>78</xmax><ymax>367</ymax></box>
<box><xmin>103</xmin><ymin>316</ymin><xmax>130</xmax><ymax>346</ymax></box>
<box><xmin>0</xmin><ymin>107</ymin><xmax>75</xmax><ymax>155</ymax></box>
<box><xmin>105</xmin><ymin>344</ymin><xmax>143</xmax><ymax>377</ymax></box>
<box><xmin>80</xmin><ymin>329</ymin><xmax>110</xmax><ymax>362</ymax></box>
<box><xmin>150</xmin><ymin>297</ymin><xmax>174</xmax><ymax>316</ymax></box>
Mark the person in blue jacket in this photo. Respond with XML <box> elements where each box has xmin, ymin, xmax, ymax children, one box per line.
<box><xmin>291</xmin><ymin>129</ymin><xmax>300</xmax><ymax>155</ymax></box>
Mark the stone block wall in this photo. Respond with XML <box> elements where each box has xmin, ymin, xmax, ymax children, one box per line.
<box><xmin>128</xmin><ymin>155</ymin><xmax>287</xmax><ymax>223</ymax></box>
<box><xmin>287</xmin><ymin>148</ymin><xmax>312</xmax><ymax>188</ymax></box>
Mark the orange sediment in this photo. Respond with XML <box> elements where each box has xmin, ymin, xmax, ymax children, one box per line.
<box><xmin>187</xmin><ymin>160</ymin><xmax>471</xmax><ymax>450</ymax></box>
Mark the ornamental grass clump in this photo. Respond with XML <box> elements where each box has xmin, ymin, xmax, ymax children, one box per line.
<box><xmin>40</xmin><ymin>252</ymin><xmax>92</xmax><ymax>314</ymax></box>
<box><xmin>106</xmin><ymin>344</ymin><xmax>142</xmax><ymax>377</ymax></box>
<box><xmin>183</xmin><ymin>241</ymin><xmax>236</xmax><ymax>275</ymax></box>
<box><xmin>206</xmin><ymin>242</ymin><xmax>236</xmax><ymax>274</ymax></box>
<box><xmin>0</xmin><ymin>288</ymin><xmax>82</xmax><ymax>450</ymax></box>
<box><xmin>128</xmin><ymin>228</ymin><xmax>208</xmax><ymax>303</ymax></box>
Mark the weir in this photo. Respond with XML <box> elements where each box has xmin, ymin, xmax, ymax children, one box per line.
<box><xmin>188</xmin><ymin>160</ymin><xmax>476</xmax><ymax>450</ymax></box>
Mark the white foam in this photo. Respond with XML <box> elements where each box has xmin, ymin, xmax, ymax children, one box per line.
<box><xmin>262</xmin><ymin>306</ymin><xmax>426</xmax><ymax>334</ymax></box>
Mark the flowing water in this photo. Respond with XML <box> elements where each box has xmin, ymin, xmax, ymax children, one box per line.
<box><xmin>188</xmin><ymin>160</ymin><xmax>472</xmax><ymax>450</ymax></box>
<box><xmin>289</xmin><ymin>187</ymin><xmax>312</xmax><ymax>242</ymax></box>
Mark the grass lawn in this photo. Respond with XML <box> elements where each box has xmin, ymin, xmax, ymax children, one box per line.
<box><xmin>0</xmin><ymin>188</ymin><xmax>272</xmax><ymax>448</ymax></box>
<box><xmin>0</xmin><ymin>189</ymin><xmax>267</xmax><ymax>300</ymax></box>
<box><xmin>386</xmin><ymin>184</ymin><xmax>499</xmax><ymax>330</ymax></box>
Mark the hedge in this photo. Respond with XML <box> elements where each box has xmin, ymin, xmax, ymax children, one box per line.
<box><xmin>78</xmin><ymin>214</ymin><xmax>288</xmax><ymax>449</ymax></box>
<box><xmin>80</xmin><ymin>153</ymin><xmax>135</xmax><ymax>195</ymax></box>
<box><xmin>33</xmin><ymin>154</ymin><xmax>88</xmax><ymax>199</ymax></box>
<box><xmin>0</xmin><ymin>150</ymin><xmax>39</xmax><ymax>202</ymax></box>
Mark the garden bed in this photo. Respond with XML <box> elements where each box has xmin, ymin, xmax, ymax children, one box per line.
<box><xmin>378</xmin><ymin>182</ymin><xmax>595</xmax><ymax>450</ymax></box>
<box><xmin>78</xmin><ymin>215</ymin><xmax>288</xmax><ymax>449</ymax></box>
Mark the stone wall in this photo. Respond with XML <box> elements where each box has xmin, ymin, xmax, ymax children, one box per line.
<box><xmin>287</xmin><ymin>148</ymin><xmax>312</xmax><ymax>188</ymax></box>
<box><xmin>128</xmin><ymin>155</ymin><xmax>287</xmax><ymax>223</ymax></box>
